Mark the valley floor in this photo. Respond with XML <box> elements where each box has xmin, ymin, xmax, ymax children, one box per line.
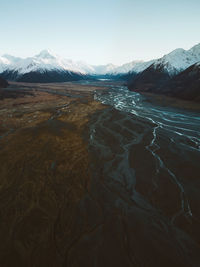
<box><xmin>0</xmin><ymin>81</ymin><xmax>200</xmax><ymax>267</ymax></box>
<box><xmin>0</xmin><ymin>82</ymin><xmax>106</xmax><ymax>266</ymax></box>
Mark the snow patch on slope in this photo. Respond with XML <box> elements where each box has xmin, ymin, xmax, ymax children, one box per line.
<box><xmin>153</xmin><ymin>44</ymin><xmax>200</xmax><ymax>75</ymax></box>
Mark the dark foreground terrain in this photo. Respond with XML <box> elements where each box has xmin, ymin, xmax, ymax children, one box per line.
<box><xmin>0</xmin><ymin>81</ymin><xmax>200</xmax><ymax>267</ymax></box>
<box><xmin>0</xmin><ymin>76</ymin><xmax>8</xmax><ymax>88</ymax></box>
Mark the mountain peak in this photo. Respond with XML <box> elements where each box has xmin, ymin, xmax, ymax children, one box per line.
<box><xmin>189</xmin><ymin>43</ymin><xmax>200</xmax><ymax>50</ymax></box>
<box><xmin>35</xmin><ymin>49</ymin><xmax>56</xmax><ymax>59</ymax></box>
<box><xmin>189</xmin><ymin>43</ymin><xmax>200</xmax><ymax>57</ymax></box>
<box><xmin>166</xmin><ymin>48</ymin><xmax>186</xmax><ymax>57</ymax></box>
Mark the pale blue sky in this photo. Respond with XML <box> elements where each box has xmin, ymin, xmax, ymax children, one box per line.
<box><xmin>0</xmin><ymin>0</ymin><xmax>200</xmax><ymax>65</ymax></box>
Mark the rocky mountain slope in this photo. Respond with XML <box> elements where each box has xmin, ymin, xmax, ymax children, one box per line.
<box><xmin>160</xmin><ymin>62</ymin><xmax>200</xmax><ymax>102</ymax></box>
<box><xmin>113</xmin><ymin>43</ymin><xmax>200</xmax><ymax>76</ymax></box>
<box><xmin>128</xmin><ymin>63</ymin><xmax>171</xmax><ymax>92</ymax></box>
<box><xmin>128</xmin><ymin>62</ymin><xmax>200</xmax><ymax>102</ymax></box>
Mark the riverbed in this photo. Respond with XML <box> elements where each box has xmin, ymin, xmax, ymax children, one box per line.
<box><xmin>0</xmin><ymin>81</ymin><xmax>200</xmax><ymax>266</ymax></box>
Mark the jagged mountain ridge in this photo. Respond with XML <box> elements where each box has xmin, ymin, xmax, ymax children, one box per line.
<box><xmin>0</xmin><ymin>50</ymin><xmax>89</xmax><ymax>83</ymax></box>
<box><xmin>0</xmin><ymin>50</ymin><xmax>92</xmax><ymax>75</ymax></box>
<box><xmin>127</xmin><ymin>43</ymin><xmax>200</xmax><ymax>102</ymax></box>
<box><xmin>0</xmin><ymin>50</ymin><xmax>152</xmax><ymax>76</ymax></box>
<box><xmin>152</xmin><ymin>44</ymin><xmax>200</xmax><ymax>75</ymax></box>
<box><xmin>0</xmin><ymin>43</ymin><xmax>200</xmax><ymax>81</ymax></box>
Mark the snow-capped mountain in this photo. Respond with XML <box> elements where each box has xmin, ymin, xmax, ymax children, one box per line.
<box><xmin>128</xmin><ymin>43</ymin><xmax>200</xmax><ymax>95</ymax></box>
<box><xmin>0</xmin><ymin>56</ymin><xmax>11</xmax><ymax>73</ymax></box>
<box><xmin>129</xmin><ymin>61</ymin><xmax>200</xmax><ymax>102</ymax></box>
<box><xmin>112</xmin><ymin>60</ymin><xmax>156</xmax><ymax>74</ymax></box>
<box><xmin>0</xmin><ymin>50</ymin><xmax>91</xmax><ymax>83</ymax></box>
<box><xmin>93</xmin><ymin>43</ymin><xmax>200</xmax><ymax>75</ymax></box>
<box><xmin>0</xmin><ymin>50</ymin><xmax>150</xmax><ymax>76</ymax></box>
<box><xmin>0</xmin><ymin>54</ymin><xmax>23</xmax><ymax>73</ymax></box>
<box><xmin>91</xmin><ymin>43</ymin><xmax>200</xmax><ymax>75</ymax></box>
<box><xmin>90</xmin><ymin>60</ymin><xmax>156</xmax><ymax>75</ymax></box>
<box><xmin>91</xmin><ymin>63</ymin><xmax>118</xmax><ymax>75</ymax></box>
<box><xmin>8</xmin><ymin>50</ymin><xmax>92</xmax><ymax>75</ymax></box>
<box><xmin>0</xmin><ymin>43</ymin><xmax>200</xmax><ymax>81</ymax></box>
<box><xmin>152</xmin><ymin>43</ymin><xmax>200</xmax><ymax>75</ymax></box>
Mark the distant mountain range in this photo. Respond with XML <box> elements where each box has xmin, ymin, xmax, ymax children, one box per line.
<box><xmin>0</xmin><ymin>44</ymin><xmax>200</xmax><ymax>99</ymax></box>
<box><xmin>0</xmin><ymin>49</ymin><xmax>152</xmax><ymax>77</ymax></box>
<box><xmin>0</xmin><ymin>50</ymin><xmax>89</xmax><ymax>83</ymax></box>
<box><xmin>0</xmin><ymin>43</ymin><xmax>199</xmax><ymax>77</ymax></box>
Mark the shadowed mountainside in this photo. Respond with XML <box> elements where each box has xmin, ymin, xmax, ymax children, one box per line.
<box><xmin>160</xmin><ymin>63</ymin><xmax>200</xmax><ymax>102</ymax></box>
<box><xmin>128</xmin><ymin>63</ymin><xmax>200</xmax><ymax>102</ymax></box>
<box><xmin>1</xmin><ymin>70</ymin><xmax>86</xmax><ymax>83</ymax></box>
<box><xmin>128</xmin><ymin>63</ymin><xmax>170</xmax><ymax>92</ymax></box>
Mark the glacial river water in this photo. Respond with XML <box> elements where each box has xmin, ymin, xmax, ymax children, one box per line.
<box><xmin>85</xmin><ymin>84</ymin><xmax>200</xmax><ymax>266</ymax></box>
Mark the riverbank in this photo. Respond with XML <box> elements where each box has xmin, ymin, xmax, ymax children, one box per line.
<box><xmin>140</xmin><ymin>92</ymin><xmax>200</xmax><ymax>113</ymax></box>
